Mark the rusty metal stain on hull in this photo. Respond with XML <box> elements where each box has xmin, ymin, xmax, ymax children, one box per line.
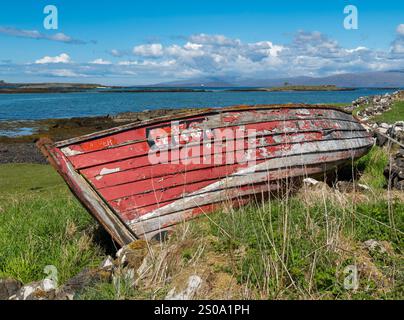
<box><xmin>37</xmin><ymin>105</ymin><xmax>374</xmax><ymax>245</ymax></box>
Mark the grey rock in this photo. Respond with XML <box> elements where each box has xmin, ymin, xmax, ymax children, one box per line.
<box><xmin>336</xmin><ymin>181</ymin><xmax>370</xmax><ymax>193</ymax></box>
<box><xmin>100</xmin><ymin>255</ymin><xmax>114</xmax><ymax>270</ymax></box>
<box><xmin>375</xmin><ymin>132</ymin><xmax>388</xmax><ymax>147</ymax></box>
<box><xmin>0</xmin><ymin>278</ymin><xmax>22</xmax><ymax>300</ymax></box>
<box><xmin>396</xmin><ymin>180</ymin><xmax>404</xmax><ymax>190</ymax></box>
<box><xmin>9</xmin><ymin>279</ymin><xmax>57</xmax><ymax>300</ymax></box>
<box><xmin>363</xmin><ymin>240</ymin><xmax>387</xmax><ymax>254</ymax></box>
<box><xmin>165</xmin><ymin>275</ymin><xmax>203</xmax><ymax>300</ymax></box>
<box><xmin>303</xmin><ymin>177</ymin><xmax>320</xmax><ymax>186</ymax></box>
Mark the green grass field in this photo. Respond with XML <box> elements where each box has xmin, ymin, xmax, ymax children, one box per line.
<box><xmin>0</xmin><ymin>164</ymin><xmax>105</xmax><ymax>284</ymax></box>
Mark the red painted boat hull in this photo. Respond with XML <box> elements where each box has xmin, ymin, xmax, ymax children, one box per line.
<box><xmin>37</xmin><ymin>105</ymin><xmax>374</xmax><ymax>245</ymax></box>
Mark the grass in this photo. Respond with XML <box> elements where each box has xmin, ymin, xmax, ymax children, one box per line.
<box><xmin>353</xmin><ymin>104</ymin><xmax>368</xmax><ymax>117</ymax></box>
<box><xmin>0</xmin><ymin>164</ymin><xmax>106</xmax><ymax>284</ymax></box>
<box><xmin>0</xmin><ymin>147</ymin><xmax>403</xmax><ymax>299</ymax></box>
<box><xmin>355</xmin><ymin>146</ymin><xmax>389</xmax><ymax>189</ymax></box>
<box><xmin>204</xmin><ymin>197</ymin><xmax>403</xmax><ymax>299</ymax></box>
<box><xmin>372</xmin><ymin>101</ymin><xmax>404</xmax><ymax>124</ymax></box>
<box><xmin>80</xmin><ymin>146</ymin><xmax>403</xmax><ymax>300</ymax></box>
<box><xmin>321</xmin><ymin>103</ymin><xmax>350</xmax><ymax>108</ymax></box>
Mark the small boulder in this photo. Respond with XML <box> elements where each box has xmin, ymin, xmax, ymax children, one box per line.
<box><xmin>100</xmin><ymin>255</ymin><xmax>114</xmax><ymax>270</ymax></box>
<box><xmin>303</xmin><ymin>178</ymin><xmax>320</xmax><ymax>186</ymax></box>
<box><xmin>336</xmin><ymin>181</ymin><xmax>354</xmax><ymax>193</ymax></box>
<box><xmin>53</xmin><ymin>267</ymin><xmax>113</xmax><ymax>300</ymax></box>
<box><xmin>336</xmin><ymin>181</ymin><xmax>370</xmax><ymax>193</ymax></box>
<box><xmin>363</xmin><ymin>239</ymin><xmax>393</xmax><ymax>255</ymax></box>
<box><xmin>357</xmin><ymin>183</ymin><xmax>371</xmax><ymax>191</ymax></box>
<box><xmin>116</xmin><ymin>240</ymin><xmax>149</xmax><ymax>270</ymax></box>
<box><xmin>9</xmin><ymin>278</ymin><xmax>57</xmax><ymax>300</ymax></box>
<box><xmin>0</xmin><ymin>278</ymin><xmax>22</xmax><ymax>300</ymax></box>
<box><xmin>375</xmin><ymin>132</ymin><xmax>388</xmax><ymax>146</ymax></box>
<box><xmin>165</xmin><ymin>275</ymin><xmax>203</xmax><ymax>300</ymax></box>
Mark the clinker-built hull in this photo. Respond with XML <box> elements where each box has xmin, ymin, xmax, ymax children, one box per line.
<box><xmin>38</xmin><ymin>105</ymin><xmax>374</xmax><ymax>245</ymax></box>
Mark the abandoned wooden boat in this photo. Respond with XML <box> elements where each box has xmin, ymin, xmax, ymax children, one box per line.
<box><xmin>37</xmin><ymin>104</ymin><xmax>374</xmax><ymax>245</ymax></box>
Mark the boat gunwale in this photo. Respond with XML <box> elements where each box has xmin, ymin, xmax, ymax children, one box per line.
<box><xmin>53</xmin><ymin>104</ymin><xmax>354</xmax><ymax>148</ymax></box>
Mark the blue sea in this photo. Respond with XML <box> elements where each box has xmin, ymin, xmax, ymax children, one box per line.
<box><xmin>0</xmin><ymin>88</ymin><xmax>399</xmax><ymax>121</ymax></box>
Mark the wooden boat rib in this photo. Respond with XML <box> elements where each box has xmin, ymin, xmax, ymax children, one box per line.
<box><xmin>37</xmin><ymin>104</ymin><xmax>374</xmax><ymax>245</ymax></box>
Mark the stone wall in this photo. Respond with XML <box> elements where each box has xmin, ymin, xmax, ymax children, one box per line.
<box><xmin>351</xmin><ymin>90</ymin><xmax>403</xmax><ymax>190</ymax></box>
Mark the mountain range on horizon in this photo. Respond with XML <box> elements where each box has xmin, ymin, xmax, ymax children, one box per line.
<box><xmin>152</xmin><ymin>70</ymin><xmax>404</xmax><ymax>88</ymax></box>
<box><xmin>2</xmin><ymin>70</ymin><xmax>404</xmax><ymax>89</ymax></box>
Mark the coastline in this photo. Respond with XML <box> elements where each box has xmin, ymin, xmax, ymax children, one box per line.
<box><xmin>226</xmin><ymin>85</ymin><xmax>356</xmax><ymax>92</ymax></box>
<box><xmin>0</xmin><ymin>88</ymin><xmax>212</xmax><ymax>94</ymax></box>
<box><xmin>0</xmin><ymin>103</ymin><xmax>351</xmax><ymax>164</ymax></box>
<box><xmin>0</xmin><ymin>108</ymin><xmax>202</xmax><ymax>164</ymax></box>
<box><xmin>3</xmin><ymin>84</ymin><xmax>398</xmax><ymax>94</ymax></box>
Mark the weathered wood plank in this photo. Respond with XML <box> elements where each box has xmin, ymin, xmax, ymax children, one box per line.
<box><xmin>103</xmin><ymin>137</ymin><xmax>372</xmax><ymax>212</ymax></box>
<box><xmin>88</xmin><ymin>130</ymin><xmax>368</xmax><ymax>190</ymax></box>
<box><xmin>69</xmin><ymin>118</ymin><xmax>364</xmax><ymax>170</ymax></box>
<box><xmin>79</xmin><ymin>122</ymin><xmax>365</xmax><ymax>179</ymax></box>
<box><xmin>61</xmin><ymin>110</ymin><xmax>357</xmax><ymax>157</ymax></box>
<box><xmin>128</xmin><ymin>145</ymin><xmax>370</xmax><ymax>229</ymax></box>
<box><xmin>130</xmin><ymin>162</ymin><xmax>343</xmax><ymax>236</ymax></box>
<box><xmin>54</xmin><ymin>105</ymin><xmax>353</xmax><ymax>148</ymax></box>
<box><xmin>62</xmin><ymin>110</ymin><xmax>360</xmax><ymax>168</ymax></box>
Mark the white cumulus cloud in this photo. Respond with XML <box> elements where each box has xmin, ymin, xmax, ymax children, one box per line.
<box><xmin>0</xmin><ymin>26</ymin><xmax>87</xmax><ymax>44</ymax></box>
<box><xmin>391</xmin><ymin>24</ymin><xmax>404</xmax><ymax>54</ymax></box>
<box><xmin>397</xmin><ymin>24</ymin><xmax>404</xmax><ymax>36</ymax></box>
<box><xmin>90</xmin><ymin>58</ymin><xmax>112</xmax><ymax>65</ymax></box>
<box><xmin>2</xmin><ymin>30</ymin><xmax>404</xmax><ymax>84</ymax></box>
<box><xmin>50</xmin><ymin>69</ymin><xmax>82</xmax><ymax>77</ymax></box>
<box><xmin>35</xmin><ymin>53</ymin><xmax>71</xmax><ymax>64</ymax></box>
<box><xmin>133</xmin><ymin>43</ymin><xmax>164</xmax><ymax>57</ymax></box>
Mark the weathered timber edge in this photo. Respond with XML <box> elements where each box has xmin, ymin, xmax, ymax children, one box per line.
<box><xmin>36</xmin><ymin>137</ymin><xmax>138</xmax><ymax>246</ymax></box>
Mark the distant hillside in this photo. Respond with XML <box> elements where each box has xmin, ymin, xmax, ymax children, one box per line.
<box><xmin>152</xmin><ymin>77</ymin><xmax>235</xmax><ymax>88</ymax></box>
<box><xmin>227</xmin><ymin>85</ymin><xmax>354</xmax><ymax>92</ymax></box>
<box><xmin>0</xmin><ymin>81</ymin><xmax>109</xmax><ymax>94</ymax></box>
<box><xmin>154</xmin><ymin>70</ymin><xmax>404</xmax><ymax>88</ymax></box>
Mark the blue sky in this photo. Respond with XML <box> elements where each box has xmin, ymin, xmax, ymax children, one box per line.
<box><xmin>0</xmin><ymin>0</ymin><xmax>403</xmax><ymax>84</ymax></box>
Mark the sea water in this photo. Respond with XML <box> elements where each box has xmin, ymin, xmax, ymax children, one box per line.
<box><xmin>0</xmin><ymin>87</ymin><xmax>398</xmax><ymax>121</ymax></box>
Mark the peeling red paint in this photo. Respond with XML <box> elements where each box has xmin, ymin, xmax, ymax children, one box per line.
<box><xmin>37</xmin><ymin>105</ymin><xmax>374</xmax><ymax>242</ymax></box>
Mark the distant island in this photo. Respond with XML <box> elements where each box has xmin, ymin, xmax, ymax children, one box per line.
<box><xmin>0</xmin><ymin>81</ymin><xmax>108</xmax><ymax>94</ymax></box>
<box><xmin>0</xmin><ymin>82</ymin><xmax>354</xmax><ymax>94</ymax></box>
<box><xmin>0</xmin><ymin>81</ymin><xmax>211</xmax><ymax>94</ymax></box>
<box><xmin>227</xmin><ymin>85</ymin><xmax>355</xmax><ymax>92</ymax></box>
<box><xmin>102</xmin><ymin>88</ymin><xmax>209</xmax><ymax>93</ymax></box>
